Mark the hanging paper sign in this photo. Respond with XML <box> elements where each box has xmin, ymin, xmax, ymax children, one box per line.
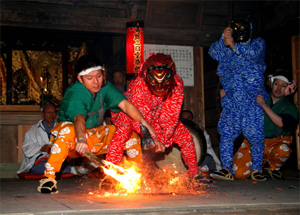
<box><xmin>126</xmin><ymin>21</ymin><xmax>144</xmax><ymax>75</ymax></box>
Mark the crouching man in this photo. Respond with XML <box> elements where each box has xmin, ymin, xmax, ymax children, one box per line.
<box><xmin>37</xmin><ymin>55</ymin><xmax>157</xmax><ymax>194</ymax></box>
<box><xmin>108</xmin><ymin>53</ymin><xmax>204</xmax><ymax>182</ymax></box>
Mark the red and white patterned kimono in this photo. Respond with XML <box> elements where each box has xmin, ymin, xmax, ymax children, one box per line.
<box><xmin>106</xmin><ymin>54</ymin><xmax>199</xmax><ymax>176</ymax></box>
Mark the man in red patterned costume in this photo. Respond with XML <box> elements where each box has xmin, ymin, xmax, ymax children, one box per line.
<box><xmin>106</xmin><ymin>53</ymin><xmax>200</xmax><ymax>178</ymax></box>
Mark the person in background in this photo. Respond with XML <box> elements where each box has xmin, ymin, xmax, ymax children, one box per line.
<box><xmin>37</xmin><ymin>55</ymin><xmax>157</xmax><ymax>194</ymax></box>
<box><xmin>112</xmin><ymin>70</ymin><xmax>126</xmax><ymax>93</ymax></box>
<box><xmin>233</xmin><ymin>71</ymin><xmax>298</xmax><ymax>180</ymax></box>
<box><xmin>180</xmin><ymin>110</ymin><xmax>194</xmax><ymax>121</ymax></box>
<box><xmin>103</xmin><ymin>110</ymin><xmax>112</xmax><ymax>125</ymax></box>
<box><xmin>208</xmin><ymin>17</ymin><xmax>267</xmax><ymax>181</ymax></box>
<box><xmin>180</xmin><ymin>110</ymin><xmax>222</xmax><ymax>172</ymax></box>
<box><xmin>17</xmin><ymin>102</ymin><xmax>74</xmax><ymax>176</ymax></box>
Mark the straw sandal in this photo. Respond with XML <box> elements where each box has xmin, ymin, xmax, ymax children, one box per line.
<box><xmin>37</xmin><ymin>178</ymin><xmax>58</xmax><ymax>194</ymax></box>
<box><xmin>251</xmin><ymin>170</ymin><xmax>267</xmax><ymax>181</ymax></box>
<box><xmin>265</xmin><ymin>168</ymin><xmax>282</xmax><ymax>180</ymax></box>
<box><xmin>192</xmin><ymin>174</ymin><xmax>214</xmax><ymax>186</ymax></box>
<box><xmin>210</xmin><ymin>168</ymin><xmax>234</xmax><ymax>181</ymax></box>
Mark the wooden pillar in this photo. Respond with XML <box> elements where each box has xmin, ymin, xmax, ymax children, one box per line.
<box><xmin>291</xmin><ymin>35</ymin><xmax>300</xmax><ymax>170</ymax></box>
<box><xmin>5</xmin><ymin>45</ymin><xmax>12</xmax><ymax>104</ymax></box>
<box><xmin>195</xmin><ymin>47</ymin><xmax>205</xmax><ymax>129</ymax></box>
<box><xmin>182</xmin><ymin>46</ymin><xmax>205</xmax><ymax>129</ymax></box>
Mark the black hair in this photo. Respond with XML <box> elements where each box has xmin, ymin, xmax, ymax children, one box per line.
<box><xmin>75</xmin><ymin>55</ymin><xmax>107</xmax><ymax>86</ymax></box>
<box><xmin>75</xmin><ymin>55</ymin><xmax>102</xmax><ymax>76</ymax></box>
<box><xmin>180</xmin><ymin>110</ymin><xmax>194</xmax><ymax>120</ymax></box>
<box><xmin>43</xmin><ymin>102</ymin><xmax>56</xmax><ymax>112</ymax></box>
<box><xmin>113</xmin><ymin>70</ymin><xmax>125</xmax><ymax>76</ymax></box>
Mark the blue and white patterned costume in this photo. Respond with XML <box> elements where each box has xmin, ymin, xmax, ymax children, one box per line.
<box><xmin>208</xmin><ymin>32</ymin><xmax>266</xmax><ymax>174</ymax></box>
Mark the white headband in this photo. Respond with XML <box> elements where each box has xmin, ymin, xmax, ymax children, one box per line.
<box><xmin>269</xmin><ymin>75</ymin><xmax>290</xmax><ymax>84</ymax></box>
<box><xmin>78</xmin><ymin>66</ymin><xmax>103</xmax><ymax>76</ymax></box>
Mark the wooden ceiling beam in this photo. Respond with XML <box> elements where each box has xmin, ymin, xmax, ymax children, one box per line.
<box><xmin>0</xmin><ymin>1</ymin><xmax>131</xmax><ymax>34</ymax></box>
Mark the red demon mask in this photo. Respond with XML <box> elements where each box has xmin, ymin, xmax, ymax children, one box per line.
<box><xmin>142</xmin><ymin>54</ymin><xmax>176</xmax><ymax>97</ymax></box>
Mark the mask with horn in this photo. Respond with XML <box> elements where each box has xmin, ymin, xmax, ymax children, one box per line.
<box><xmin>143</xmin><ymin>53</ymin><xmax>176</xmax><ymax>97</ymax></box>
<box><xmin>231</xmin><ymin>16</ymin><xmax>251</xmax><ymax>43</ymax></box>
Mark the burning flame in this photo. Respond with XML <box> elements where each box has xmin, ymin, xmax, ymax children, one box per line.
<box><xmin>89</xmin><ymin>159</ymin><xmax>211</xmax><ymax>196</ymax></box>
<box><xmin>101</xmin><ymin>160</ymin><xmax>141</xmax><ymax>194</ymax></box>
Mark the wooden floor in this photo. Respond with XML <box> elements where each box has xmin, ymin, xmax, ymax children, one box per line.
<box><xmin>1</xmin><ymin>170</ymin><xmax>299</xmax><ymax>215</ymax></box>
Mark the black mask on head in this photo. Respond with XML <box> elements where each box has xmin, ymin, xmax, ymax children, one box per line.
<box><xmin>231</xmin><ymin>19</ymin><xmax>251</xmax><ymax>43</ymax></box>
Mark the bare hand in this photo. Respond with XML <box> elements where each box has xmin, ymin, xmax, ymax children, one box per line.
<box><xmin>256</xmin><ymin>94</ymin><xmax>265</xmax><ymax>107</ymax></box>
<box><xmin>141</xmin><ymin>120</ymin><xmax>157</xmax><ymax>140</ymax></box>
<box><xmin>153</xmin><ymin>139</ymin><xmax>165</xmax><ymax>153</ymax></box>
<box><xmin>40</xmin><ymin>145</ymin><xmax>49</xmax><ymax>153</ymax></box>
<box><xmin>220</xmin><ymin>89</ymin><xmax>226</xmax><ymax>98</ymax></box>
<box><xmin>223</xmin><ymin>27</ymin><xmax>235</xmax><ymax>49</ymax></box>
<box><xmin>223</xmin><ymin>27</ymin><xmax>232</xmax><ymax>38</ymax></box>
<box><xmin>284</xmin><ymin>80</ymin><xmax>297</xmax><ymax>96</ymax></box>
<box><xmin>76</xmin><ymin>142</ymin><xmax>88</xmax><ymax>155</ymax></box>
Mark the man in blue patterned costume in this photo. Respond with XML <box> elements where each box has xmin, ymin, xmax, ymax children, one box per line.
<box><xmin>208</xmin><ymin>18</ymin><xmax>267</xmax><ymax>181</ymax></box>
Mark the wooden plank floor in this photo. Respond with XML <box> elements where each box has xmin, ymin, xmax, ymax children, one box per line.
<box><xmin>1</xmin><ymin>174</ymin><xmax>299</xmax><ymax>215</ymax></box>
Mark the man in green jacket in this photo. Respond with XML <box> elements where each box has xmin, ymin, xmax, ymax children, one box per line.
<box><xmin>37</xmin><ymin>55</ymin><xmax>158</xmax><ymax>194</ymax></box>
<box><xmin>233</xmin><ymin>71</ymin><xmax>298</xmax><ymax>180</ymax></box>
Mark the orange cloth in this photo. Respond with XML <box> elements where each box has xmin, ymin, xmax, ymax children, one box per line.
<box><xmin>44</xmin><ymin>122</ymin><xmax>142</xmax><ymax>179</ymax></box>
<box><xmin>233</xmin><ymin>136</ymin><xmax>292</xmax><ymax>179</ymax></box>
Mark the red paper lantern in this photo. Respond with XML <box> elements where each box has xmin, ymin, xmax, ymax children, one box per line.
<box><xmin>126</xmin><ymin>21</ymin><xmax>144</xmax><ymax>76</ymax></box>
